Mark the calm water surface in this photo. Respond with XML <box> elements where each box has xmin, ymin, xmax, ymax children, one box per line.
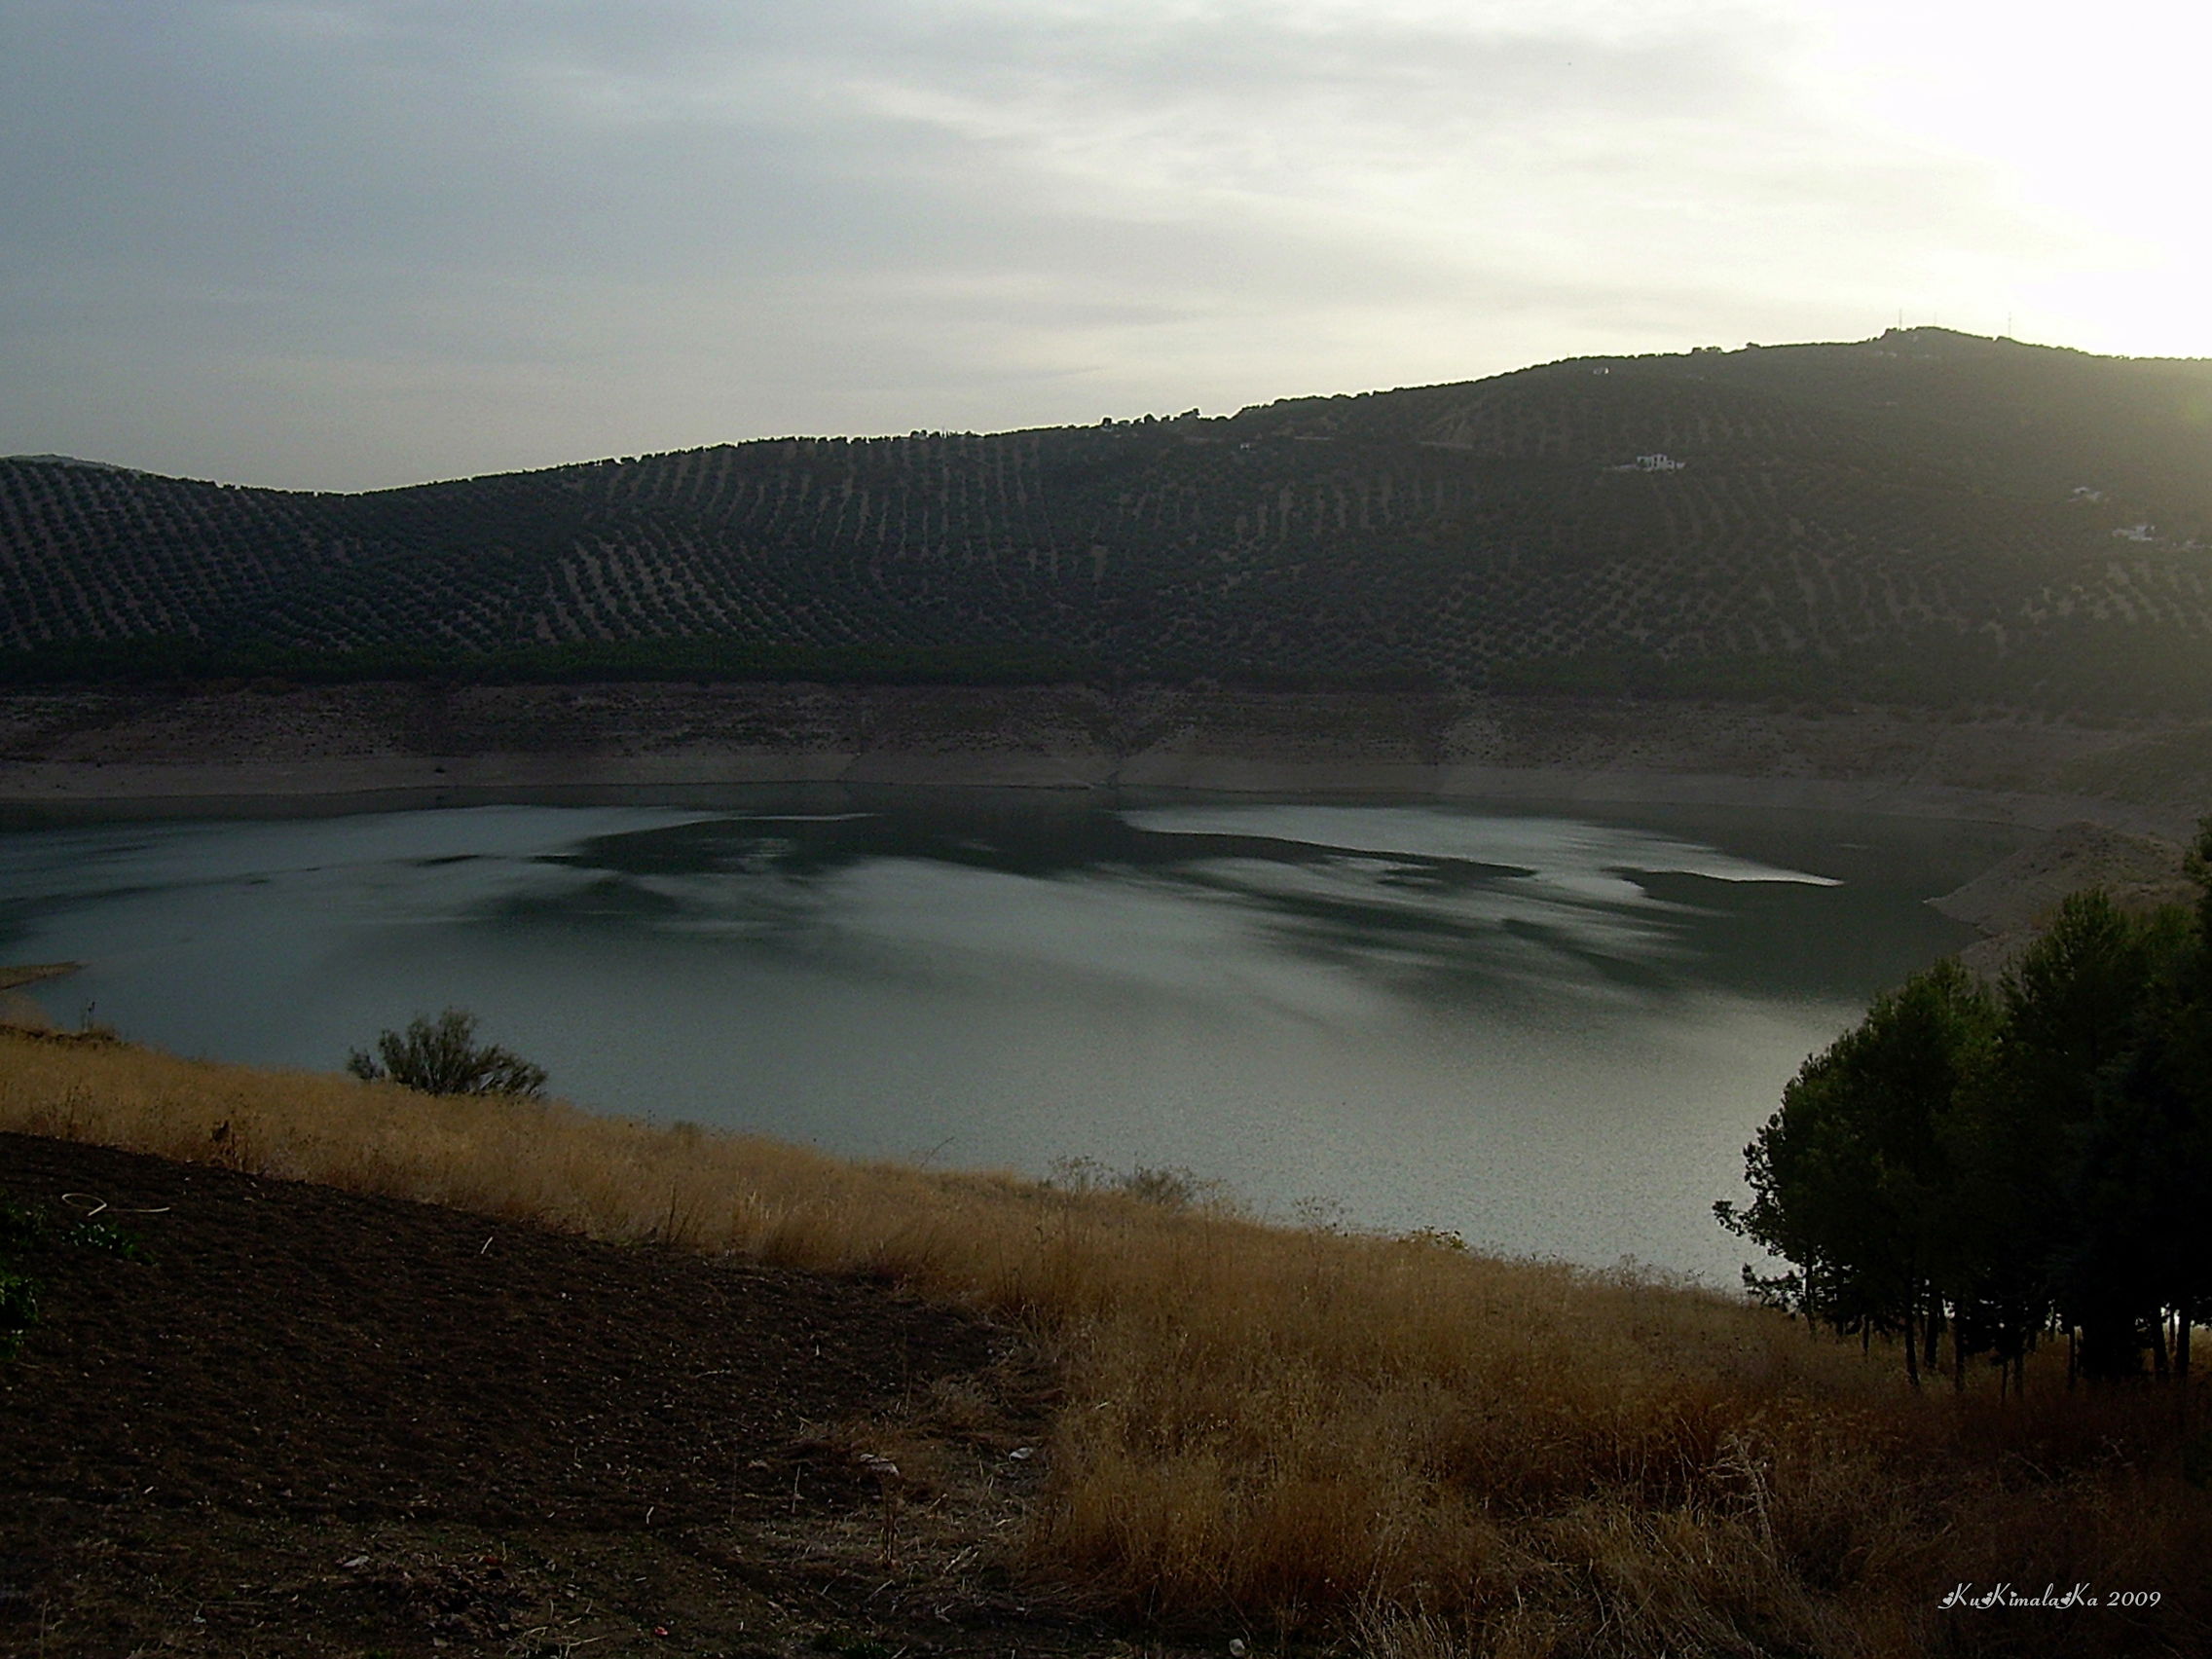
<box><xmin>0</xmin><ymin>791</ymin><xmax>2019</xmax><ymax>1283</ymax></box>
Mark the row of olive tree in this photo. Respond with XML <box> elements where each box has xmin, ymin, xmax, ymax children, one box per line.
<box><xmin>1716</xmin><ymin>830</ymin><xmax>2212</xmax><ymax>1388</ymax></box>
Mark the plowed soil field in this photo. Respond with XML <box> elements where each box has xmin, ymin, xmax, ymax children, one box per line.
<box><xmin>0</xmin><ymin>1134</ymin><xmax>1173</xmax><ymax>1658</ymax></box>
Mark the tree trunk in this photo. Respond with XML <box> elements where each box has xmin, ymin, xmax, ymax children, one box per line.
<box><xmin>2181</xmin><ymin>1302</ymin><xmax>2194</xmax><ymax>1432</ymax></box>
<box><xmin>2078</xmin><ymin>1310</ymin><xmax>2146</xmax><ymax>1382</ymax></box>
<box><xmin>1903</xmin><ymin>1312</ymin><xmax>1921</xmax><ymax>1388</ymax></box>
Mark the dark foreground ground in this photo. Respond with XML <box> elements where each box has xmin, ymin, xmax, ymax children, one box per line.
<box><xmin>0</xmin><ymin>1134</ymin><xmax>1182</xmax><ymax>1659</ymax></box>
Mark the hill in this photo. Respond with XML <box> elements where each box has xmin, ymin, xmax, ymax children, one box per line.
<box><xmin>7</xmin><ymin>328</ymin><xmax>2212</xmax><ymax>710</ymax></box>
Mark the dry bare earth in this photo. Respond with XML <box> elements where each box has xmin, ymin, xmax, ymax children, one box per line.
<box><xmin>1932</xmin><ymin>821</ymin><xmax>2200</xmax><ymax>975</ymax></box>
<box><xmin>0</xmin><ymin>1130</ymin><xmax>1157</xmax><ymax>1659</ymax></box>
<box><xmin>3</xmin><ymin>1030</ymin><xmax>2210</xmax><ymax>1657</ymax></box>
<box><xmin>6</xmin><ymin>684</ymin><xmax>2212</xmax><ymax>839</ymax></box>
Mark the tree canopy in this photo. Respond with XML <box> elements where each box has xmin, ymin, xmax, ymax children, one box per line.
<box><xmin>1719</xmin><ymin>830</ymin><xmax>2212</xmax><ymax>1388</ymax></box>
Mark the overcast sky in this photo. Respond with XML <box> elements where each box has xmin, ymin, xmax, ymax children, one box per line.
<box><xmin>3</xmin><ymin>0</ymin><xmax>2204</xmax><ymax>492</ymax></box>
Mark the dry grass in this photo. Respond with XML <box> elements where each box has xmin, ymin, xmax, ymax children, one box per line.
<box><xmin>4</xmin><ymin>1027</ymin><xmax>2207</xmax><ymax>1657</ymax></box>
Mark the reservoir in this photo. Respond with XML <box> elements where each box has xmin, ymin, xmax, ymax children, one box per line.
<box><xmin>0</xmin><ymin>791</ymin><xmax>2016</xmax><ymax>1284</ymax></box>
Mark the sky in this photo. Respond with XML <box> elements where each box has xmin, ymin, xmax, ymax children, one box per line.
<box><xmin>3</xmin><ymin>0</ymin><xmax>2206</xmax><ymax>493</ymax></box>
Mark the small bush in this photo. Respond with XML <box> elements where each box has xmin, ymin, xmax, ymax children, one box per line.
<box><xmin>346</xmin><ymin>1009</ymin><xmax>548</xmax><ymax>1099</ymax></box>
<box><xmin>1045</xmin><ymin>1156</ymin><xmax>1233</xmax><ymax>1211</ymax></box>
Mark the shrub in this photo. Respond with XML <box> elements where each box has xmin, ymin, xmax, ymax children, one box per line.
<box><xmin>1045</xmin><ymin>1156</ymin><xmax>1234</xmax><ymax>1211</ymax></box>
<box><xmin>346</xmin><ymin>1008</ymin><xmax>548</xmax><ymax>1099</ymax></box>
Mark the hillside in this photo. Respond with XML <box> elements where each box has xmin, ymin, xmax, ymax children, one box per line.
<box><xmin>5</xmin><ymin>1032</ymin><xmax>2208</xmax><ymax>1657</ymax></box>
<box><xmin>0</xmin><ymin>1131</ymin><xmax>1093</xmax><ymax>1659</ymax></box>
<box><xmin>7</xmin><ymin>328</ymin><xmax>2212</xmax><ymax>710</ymax></box>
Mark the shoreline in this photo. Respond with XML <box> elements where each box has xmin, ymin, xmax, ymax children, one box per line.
<box><xmin>0</xmin><ymin>749</ymin><xmax>2192</xmax><ymax>837</ymax></box>
<box><xmin>3</xmin><ymin>681</ymin><xmax>2207</xmax><ymax>836</ymax></box>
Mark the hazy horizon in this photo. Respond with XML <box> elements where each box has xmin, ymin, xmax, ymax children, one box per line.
<box><xmin>6</xmin><ymin>1</ymin><xmax>2205</xmax><ymax>494</ymax></box>
<box><xmin>10</xmin><ymin>321</ymin><xmax>2152</xmax><ymax>496</ymax></box>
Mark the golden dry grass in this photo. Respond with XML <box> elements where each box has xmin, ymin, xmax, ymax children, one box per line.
<box><xmin>4</xmin><ymin>1027</ymin><xmax>2206</xmax><ymax>1657</ymax></box>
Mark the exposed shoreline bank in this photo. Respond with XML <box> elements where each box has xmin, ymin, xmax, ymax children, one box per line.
<box><xmin>0</xmin><ymin>748</ymin><xmax>2189</xmax><ymax>839</ymax></box>
<box><xmin>3</xmin><ymin>681</ymin><xmax>2207</xmax><ymax>834</ymax></box>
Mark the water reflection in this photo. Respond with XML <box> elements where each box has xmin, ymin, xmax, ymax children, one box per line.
<box><xmin>0</xmin><ymin>793</ymin><xmax>2014</xmax><ymax>1283</ymax></box>
<box><xmin>511</xmin><ymin>799</ymin><xmax>1899</xmax><ymax>1015</ymax></box>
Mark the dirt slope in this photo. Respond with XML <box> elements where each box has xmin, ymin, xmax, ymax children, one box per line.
<box><xmin>0</xmin><ymin>1133</ymin><xmax>1173</xmax><ymax>1659</ymax></box>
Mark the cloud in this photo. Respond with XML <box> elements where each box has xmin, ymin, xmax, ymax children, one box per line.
<box><xmin>0</xmin><ymin>0</ymin><xmax>2180</xmax><ymax>489</ymax></box>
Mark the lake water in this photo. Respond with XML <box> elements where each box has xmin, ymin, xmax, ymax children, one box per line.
<box><xmin>0</xmin><ymin>791</ymin><xmax>2018</xmax><ymax>1284</ymax></box>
